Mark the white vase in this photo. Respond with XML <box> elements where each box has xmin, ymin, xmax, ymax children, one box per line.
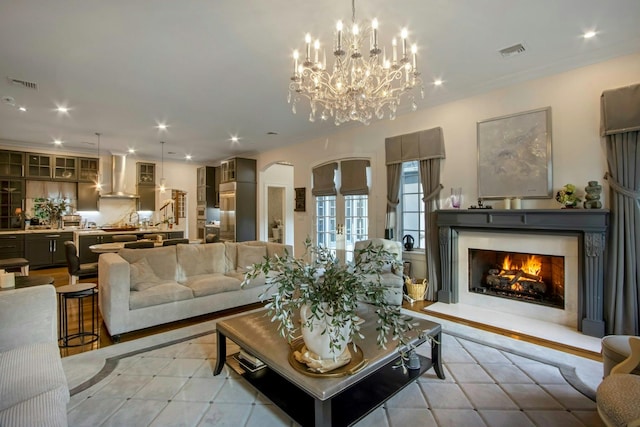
<box><xmin>300</xmin><ymin>303</ymin><xmax>352</xmax><ymax>359</ymax></box>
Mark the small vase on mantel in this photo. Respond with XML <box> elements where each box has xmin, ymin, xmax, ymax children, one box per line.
<box><xmin>583</xmin><ymin>181</ymin><xmax>603</xmax><ymax>209</ymax></box>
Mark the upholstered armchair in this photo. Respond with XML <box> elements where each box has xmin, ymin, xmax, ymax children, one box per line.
<box><xmin>597</xmin><ymin>336</ymin><xmax>640</xmax><ymax>426</ymax></box>
<box><xmin>353</xmin><ymin>238</ymin><xmax>404</xmax><ymax>306</ymax></box>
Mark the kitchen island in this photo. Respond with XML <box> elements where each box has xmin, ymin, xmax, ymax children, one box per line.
<box><xmin>0</xmin><ymin>228</ymin><xmax>186</xmax><ymax>268</ymax></box>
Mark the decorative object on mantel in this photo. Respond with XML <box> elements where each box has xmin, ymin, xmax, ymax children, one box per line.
<box><xmin>583</xmin><ymin>181</ymin><xmax>603</xmax><ymax>209</ymax></box>
<box><xmin>477</xmin><ymin>107</ymin><xmax>552</xmax><ymax>199</ymax></box>
<box><xmin>287</xmin><ymin>0</ymin><xmax>423</xmax><ymax>125</ymax></box>
<box><xmin>555</xmin><ymin>183</ymin><xmax>581</xmax><ymax>208</ymax></box>
<box><xmin>242</xmin><ymin>237</ymin><xmax>420</xmax><ymax>372</ymax></box>
<box><xmin>469</xmin><ymin>198</ymin><xmax>493</xmax><ymax>209</ymax></box>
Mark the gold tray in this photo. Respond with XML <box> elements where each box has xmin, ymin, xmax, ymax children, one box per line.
<box><xmin>288</xmin><ymin>339</ymin><xmax>368</xmax><ymax>378</ymax></box>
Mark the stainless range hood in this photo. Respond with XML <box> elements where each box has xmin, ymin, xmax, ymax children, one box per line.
<box><xmin>100</xmin><ymin>154</ymin><xmax>139</xmax><ymax>199</ymax></box>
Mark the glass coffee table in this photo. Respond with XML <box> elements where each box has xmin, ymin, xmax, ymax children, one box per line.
<box><xmin>214</xmin><ymin>304</ymin><xmax>444</xmax><ymax>427</ymax></box>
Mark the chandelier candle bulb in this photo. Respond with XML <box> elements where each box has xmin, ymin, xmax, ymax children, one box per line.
<box><xmin>336</xmin><ymin>21</ymin><xmax>343</xmax><ymax>53</ymax></box>
<box><xmin>371</xmin><ymin>18</ymin><xmax>378</xmax><ymax>52</ymax></box>
<box><xmin>314</xmin><ymin>39</ymin><xmax>320</xmax><ymax>64</ymax></box>
<box><xmin>411</xmin><ymin>44</ymin><xmax>418</xmax><ymax>71</ymax></box>
<box><xmin>305</xmin><ymin>33</ymin><xmax>312</xmax><ymax>63</ymax></box>
<box><xmin>392</xmin><ymin>38</ymin><xmax>398</xmax><ymax>63</ymax></box>
<box><xmin>401</xmin><ymin>28</ymin><xmax>408</xmax><ymax>59</ymax></box>
<box><xmin>293</xmin><ymin>50</ymin><xmax>299</xmax><ymax>78</ymax></box>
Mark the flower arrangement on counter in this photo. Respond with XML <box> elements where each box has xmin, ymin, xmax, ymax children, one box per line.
<box><xmin>33</xmin><ymin>197</ymin><xmax>71</xmax><ymax>225</ymax></box>
<box><xmin>555</xmin><ymin>184</ymin><xmax>581</xmax><ymax>208</ymax></box>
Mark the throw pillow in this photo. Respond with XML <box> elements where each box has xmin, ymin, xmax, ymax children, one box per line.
<box><xmin>130</xmin><ymin>257</ymin><xmax>162</xmax><ymax>291</ymax></box>
<box><xmin>237</xmin><ymin>245</ymin><xmax>267</xmax><ymax>273</ymax></box>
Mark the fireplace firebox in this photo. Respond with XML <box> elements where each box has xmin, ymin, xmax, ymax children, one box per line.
<box><xmin>468</xmin><ymin>249</ymin><xmax>565</xmax><ymax>309</ymax></box>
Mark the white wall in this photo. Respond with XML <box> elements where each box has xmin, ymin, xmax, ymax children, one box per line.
<box><xmin>258</xmin><ymin>163</ymin><xmax>294</xmax><ymax>247</ymax></box>
<box><xmin>256</xmin><ymin>52</ymin><xmax>640</xmax><ymax>256</ymax></box>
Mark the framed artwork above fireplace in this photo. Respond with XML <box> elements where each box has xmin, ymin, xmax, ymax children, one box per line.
<box><xmin>477</xmin><ymin>107</ymin><xmax>552</xmax><ymax>199</ymax></box>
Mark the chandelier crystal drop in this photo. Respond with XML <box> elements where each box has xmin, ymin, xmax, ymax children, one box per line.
<box><xmin>288</xmin><ymin>0</ymin><xmax>423</xmax><ymax>126</ymax></box>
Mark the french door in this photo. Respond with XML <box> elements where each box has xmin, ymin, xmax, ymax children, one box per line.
<box><xmin>315</xmin><ymin>194</ymin><xmax>368</xmax><ymax>263</ymax></box>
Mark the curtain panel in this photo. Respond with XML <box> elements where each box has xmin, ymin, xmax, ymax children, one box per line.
<box><xmin>385</xmin><ymin>127</ymin><xmax>446</xmax><ymax>300</ymax></box>
<box><xmin>601</xmin><ymin>83</ymin><xmax>640</xmax><ymax>335</ymax></box>
<box><xmin>339</xmin><ymin>159</ymin><xmax>370</xmax><ymax>195</ymax></box>
<box><xmin>311</xmin><ymin>162</ymin><xmax>338</xmax><ymax>196</ymax></box>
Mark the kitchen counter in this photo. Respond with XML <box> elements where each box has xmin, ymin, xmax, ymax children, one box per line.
<box><xmin>0</xmin><ymin>227</ymin><xmax>185</xmax><ymax>236</ymax></box>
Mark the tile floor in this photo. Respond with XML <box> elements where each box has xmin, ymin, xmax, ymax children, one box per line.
<box><xmin>63</xmin><ymin>310</ymin><xmax>605</xmax><ymax>427</ymax></box>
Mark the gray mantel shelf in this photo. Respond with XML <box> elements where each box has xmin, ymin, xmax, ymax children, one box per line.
<box><xmin>436</xmin><ymin>208</ymin><xmax>610</xmax><ymax>338</ymax></box>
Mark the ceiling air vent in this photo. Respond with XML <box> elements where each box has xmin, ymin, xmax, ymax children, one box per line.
<box><xmin>499</xmin><ymin>43</ymin><xmax>526</xmax><ymax>58</ymax></box>
<box><xmin>7</xmin><ymin>77</ymin><xmax>39</xmax><ymax>91</ymax></box>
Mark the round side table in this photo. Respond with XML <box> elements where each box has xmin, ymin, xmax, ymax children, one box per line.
<box><xmin>56</xmin><ymin>283</ymin><xmax>99</xmax><ymax>347</ymax></box>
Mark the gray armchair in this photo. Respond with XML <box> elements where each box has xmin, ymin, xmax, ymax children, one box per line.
<box><xmin>354</xmin><ymin>238</ymin><xmax>404</xmax><ymax>306</ymax></box>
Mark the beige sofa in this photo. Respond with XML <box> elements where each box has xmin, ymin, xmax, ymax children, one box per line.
<box><xmin>98</xmin><ymin>241</ymin><xmax>291</xmax><ymax>339</ymax></box>
<box><xmin>0</xmin><ymin>285</ymin><xmax>70</xmax><ymax>427</ymax></box>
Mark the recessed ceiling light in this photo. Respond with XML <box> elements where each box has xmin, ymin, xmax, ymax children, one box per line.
<box><xmin>128</xmin><ymin>148</ymin><xmax>136</xmax><ymax>154</ymax></box>
<box><xmin>433</xmin><ymin>79</ymin><xmax>443</xmax><ymax>86</ymax></box>
<box><xmin>53</xmin><ymin>139</ymin><xmax>62</xmax><ymax>145</ymax></box>
<box><xmin>185</xmin><ymin>154</ymin><xmax>192</xmax><ymax>160</ymax></box>
<box><xmin>18</xmin><ymin>106</ymin><xmax>27</xmax><ymax>112</ymax></box>
<box><xmin>230</xmin><ymin>136</ymin><xmax>239</xmax><ymax>143</ymax></box>
<box><xmin>583</xmin><ymin>30</ymin><xmax>597</xmax><ymax>39</ymax></box>
<box><xmin>156</xmin><ymin>122</ymin><xmax>168</xmax><ymax>131</ymax></box>
<box><xmin>56</xmin><ymin>106</ymin><xmax>69</xmax><ymax>113</ymax></box>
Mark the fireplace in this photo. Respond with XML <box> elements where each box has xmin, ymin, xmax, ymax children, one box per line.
<box><xmin>436</xmin><ymin>209</ymin><xmax>609</xmax><ymax>337</ymax></box>
<box><xmin>468</xmin><ymin>249</ymin><xmax>565</xmax><ymax>310</ymax></box>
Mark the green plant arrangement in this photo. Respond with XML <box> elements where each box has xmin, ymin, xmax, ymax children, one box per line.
<box><xmin>242</xmin><ymin>237</ymin><xmax>420</xmax><ymax>370</ymax></box>
<box><xmin>33</xmin><ymin>197</ymin><xmax>71</xmax><ymax>225</ymax></box>
<box><xmin>555</xmin><ymin>183</ymin><xmax>581</xmax><ymax>207</ymax></box>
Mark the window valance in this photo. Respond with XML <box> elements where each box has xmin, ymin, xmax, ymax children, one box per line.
<box><xmin>385</xmin><ymin>127</ymin><xmax>445</xmax><ymax>165</ymax></box>
<box><xmin>340</xmin><ymin>159</ymin><xmax>370</xmax><ymax>195</ymax></box>
<box><xmin>601</xmin><ymin>83</ymin><xmax>640</xmax><ymax>136</ymax></box>
<box><xmin>311</xmin><ymin>162</ymin><xmax>338</xmax><ymax>196</ymax></box>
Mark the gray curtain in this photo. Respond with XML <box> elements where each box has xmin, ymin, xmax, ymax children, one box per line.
<box><xmin>420</xmin><ymin>160</ymin><xmax>443</xmax><ymax>301</ymax></box>
<box><xmin>385</xmin><ymin>127</ymin><xmax>445</xmax><ymax>299</ymax></box>
<box><xmin>385</xmin><ymin>163</ymin><xmax>401</xmax><ymax>239</ymax></box>
<box><xmin>601</xmin><ymin>83</ymin><xmax>640</xmax><ymax>335</ymax></box>
<box><xmin>311</xmin><ymin>163</ymin><xmax>338</xmax><ymax>196</ymax></box>
<box><xmin>340</xmin><ymin>160</ymin><xmax>370</xmax><ymax>195</ymax></box>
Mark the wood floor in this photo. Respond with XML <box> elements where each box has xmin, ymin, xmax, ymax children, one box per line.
<box><xmin>27</xmin><ymin>267</ymin><xmax>601</xmax><ymax>361</ymax></box>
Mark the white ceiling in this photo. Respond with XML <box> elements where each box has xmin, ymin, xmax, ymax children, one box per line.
<box><xmin>0</xmin><ymin>0</ymin><xmax>639</xmax><ymax>163</ymax></box>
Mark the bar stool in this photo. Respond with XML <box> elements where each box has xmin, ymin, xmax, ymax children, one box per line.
<box><xmin>56</xmin><ymin>283</ymin><xmax>99</xmax><ymax>347</ymax></box>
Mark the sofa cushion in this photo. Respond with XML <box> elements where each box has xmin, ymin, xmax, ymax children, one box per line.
<box><xmin>0</xmin><ymin>342</ymin><xmax>68</xmax><ymax>412</ymax></box>
<box><xmin>181</xmin><ymin>273</ymin><xmax>242</xmax><ymax>297</ymax></box>
<box><xmin>226</xmin><ymin>271</ymin><xmax>267</xmax><ymax>289</ymax></box>
<box><xmin>362</xmin><ymin>272</ymin><xmax>404</xmax><ymax>289</ymax></box>
<box><xmin>176</xmin><ymin>243</ymin><xmax>226</xmax><ymax>277</ymax></box>
<box><xmin>237</xmin><ymin>245</ymin><xmax>267</xmax><ymax>273</ymax></box>
<box><xmin>129</xmin><ymin>282</ymin><xmax>194</xmax><ymax>310</ymax></box>
<box><xmin>224</xmin><ymin>242</ymin><xmax>238</xmax><ymax>272</ymax></box>
<box><xmin>129</xmin><ymin>257</ymin><xmax>163</xmax><ymax>291</ymax></box>
<box><xmin>119</xmin><ymin>246</ymin><xmax>178</xmax><ymax>281</ymax></box>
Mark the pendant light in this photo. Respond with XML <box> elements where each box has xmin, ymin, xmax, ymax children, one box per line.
<box><xmin>95</xmin><ymin>132</ymin><xmax>103</xmax><ymax>191</ymax></box>
<box><xmin>159</xmin><ymin>141</ymin><xmax>167</xmax><ymax>193</ymax></box>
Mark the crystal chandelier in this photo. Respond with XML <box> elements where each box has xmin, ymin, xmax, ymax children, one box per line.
<box><xmin>288</xmin><ymin>0</ymin><xmax>423</xmax><ymax>126</ymax></box>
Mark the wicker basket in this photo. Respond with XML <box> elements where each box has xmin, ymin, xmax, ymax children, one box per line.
<box><xmin>406</xmin><ymin>278</ymin><xmax>428</xmax><ymax>301</ymax></box>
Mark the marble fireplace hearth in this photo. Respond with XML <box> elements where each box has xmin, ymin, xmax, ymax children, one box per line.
<box><xmin>435</xmin><ymin>209</ymin><xmax>609</xmax><ymax>342</ymax></box>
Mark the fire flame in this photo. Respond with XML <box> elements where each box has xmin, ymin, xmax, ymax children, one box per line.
<box><xmin>502</xmin><ymin>255</ymin><xmax>542</xmax><ymax>276</ymax></box>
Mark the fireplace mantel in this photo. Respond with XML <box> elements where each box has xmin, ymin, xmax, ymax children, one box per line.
<box><xmin>436</xmin><ymin>209</ymin><xmax>609</xmax><ymax>337</ymax></box>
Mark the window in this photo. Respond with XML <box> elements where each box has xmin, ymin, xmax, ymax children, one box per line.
<box><xmin>400</xmin><ymin>161</ymin><xmax>425</xmax><ymax>249</ymax></box>
<box><xmin>313</xmin><ymin>160</ymin><xmax>369</xmax><ymax>262</ymax></box>
<box><xmin>316</xmin><ymin>195</ymin><xmax>336</xmax><ymax>250</ymax></box>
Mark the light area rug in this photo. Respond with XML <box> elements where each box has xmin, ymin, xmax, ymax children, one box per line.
<box><xmin>62</xmin><ymin>308</ymin><xmax>606</xmax><ymax>427</ymax></box>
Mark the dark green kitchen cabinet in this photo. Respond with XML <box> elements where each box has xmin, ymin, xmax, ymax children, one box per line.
<box><xmin>25</xmin><ymin>232</ymin><xmax>73</xmax><ymax>269</ymax></box>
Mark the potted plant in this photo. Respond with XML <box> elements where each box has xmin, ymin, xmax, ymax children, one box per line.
<box><xmin>555</xmin><ymin>183</ymin><xmax>581</xmax><ymax>208</ymax></box>
<box><xmin>242</xmin><ymin>238</ymin><xmax>419</xmax><ymax>370</ymax></box>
